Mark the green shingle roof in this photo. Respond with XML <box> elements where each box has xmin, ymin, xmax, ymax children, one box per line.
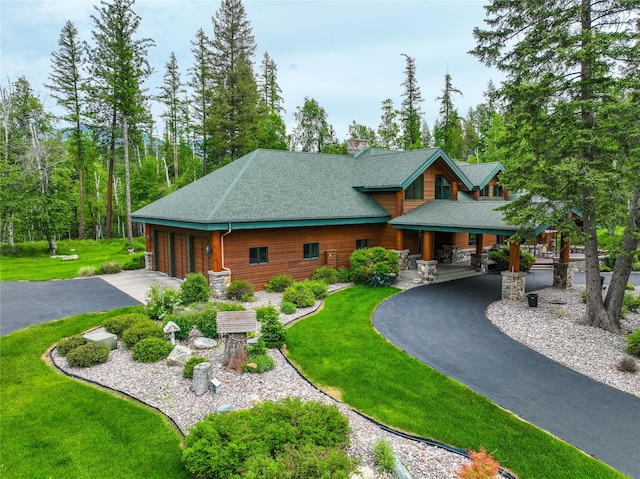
<box><xmin>456</xmin><ymin>161</ymin><xmax>504</xmax><ymax>189</ymax></box>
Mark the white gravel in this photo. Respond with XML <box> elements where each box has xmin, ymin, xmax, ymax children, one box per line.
<box><xmin>51</xmin><ymin>282</ymin><xmax>639</xmax><ymax>478</ymax></box>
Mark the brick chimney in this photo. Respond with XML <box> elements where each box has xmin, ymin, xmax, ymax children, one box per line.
<box><xmin>347</xmin><ymin>138</ymin><xmax>370</xmax><ymax>155</ymax></box>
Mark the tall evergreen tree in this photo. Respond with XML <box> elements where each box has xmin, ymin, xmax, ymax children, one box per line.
<box><xmin>434</xmin><ymin>73</ymin><xmax>464</xmax><ymax>158</ymax></box>
<box><xmin>208</xmin><ymin>0</ymin><xmax>259</xmax><ymax>162</ymax></box>
<box><xmin>399</xmin><ymin>54</ymin><xmax>423</xmax><ymax>150</ymax></box>
<box><xmin>254</xmin><ymin>51</ymin><xmax>287</xmax><ymax>150</ymax></box>
<box><xmin>471</xmin><ymin>0</ymin><xmax>640</xmax><ymax>332</ymax></box>
<box><xmin>258</xmin><ymin>51</ymin><xmax>284</xmax><ymax>115</ymax></box>
<box><xmin>377</xmin><ymin>98</ymin><xmax>400</xmax><ymax>150</ymax></box>
<box><xmin>47</xmin><ymin>21</ymin><xmax>89</xmax><ymax>238</ymax></box>
<box><xmin>158</xmin><ymin>52</ymin><xmax>186</xmax><ymax>179</ymax></box>
<box><xmin>189</xmin><ymin>28</ymin><xmax>214</xmax><ymax>176</ymax></box>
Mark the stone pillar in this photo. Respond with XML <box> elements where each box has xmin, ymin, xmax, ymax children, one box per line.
<box><xmin>392</xmin><ymin>249</ymin><xmax>410</xmax><ymax>271</ymax></box>
<box><xmin>144</xmin><ymin>252</ymin><xmax>154</xmax><ymax>271</ymax></box>
<box><xmin>501</xmin><ymin>271</ymin><xmax>527</xmax><ymax>300</ymax></box>
<box><xmin>209</xmin><ymin>270</ymin><xmax>231</xmax><ymax>298</ymax></box>
<box><xmin>471</xmin><ymin>253</ymin><xmax>488</xmax><ymax>273</ymax></box>
<box><xmin>417</xmin><ymin>259</ymin><xmax>438</xmax><ymax>284</ymax></box>
<box><xmin>553</xmin><ymin>261</ymin><xmax>574</xmax><ymax>289</ymax></box>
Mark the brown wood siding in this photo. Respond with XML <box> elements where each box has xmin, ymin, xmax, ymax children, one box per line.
<box><xmin>155</xmin><ymin>230</ymin><xmax>169</xmax><ymax>273</ymax></box>
<box><xmin>368</xmin><ymin>192</ymin><xmax>397</xmax><ymax>215</ymax></box>
<box><xmin>453</xmin><ymin>233</ymin><xmax>470</xmax><ymax>249</ymax></box>
<box><xmin>223</xmin><ymin>224</ymin><xmax>387</xmax><ymax>289</ymax></box>
<box><xmin>403</xmin><ymin>230</ymin><xmax>420</xmax><ymax>254</ymax></box>
<box><xmin>173</xmin><ymin>233</ymin><xmax>188</xmax><ymax>279</ymax></box>
<box><xmin>191</xmin><ymin>236</ymin><xmax>210</xmax><ymax>274</ymax></box>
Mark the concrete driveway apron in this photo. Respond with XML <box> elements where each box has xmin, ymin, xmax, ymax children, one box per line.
<box><xmin>373</xmin><ymin>272</ymin><xmax>640</xmax><ymax>478</ymax></box>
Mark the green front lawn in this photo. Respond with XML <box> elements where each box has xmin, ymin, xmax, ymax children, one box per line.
<box><xmin>0</xmin><ymin>307</ymin><xmax>191</xmax><ymax>479</ymax></box>
<box><xmin>285</xmin><ymin>286</ymin><xmax>626</xmax><ymax>479</ymax></box>
<box><xmin>0</xmin><ymin>238</ymin><xmax>145</xmax><ymax>281</ymax></box>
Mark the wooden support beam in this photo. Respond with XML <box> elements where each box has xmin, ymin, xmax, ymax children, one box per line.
<box><xmin>422</xmin><ymin>231</ymin><xmax>435</xmax><ymax>260</ymax></box>
<box><xmin>476</xmin><ymin>233</ymin><xmax>484</xmax><ymax>255</ymax></box>
<box><xmin>509</xmin><ymin>241</ymin><xmax>521</xmax><ymax>272</ymax></box>
<box><xmin>145</xmin><ymin>224</ymin><xmax>151</xmax><ymax>251</ymax></box>
<box><xmin>211</xmin><ymin>230</ymin><xmax>222</xmax><ymax>272</ymax></box>
<box><xmin>451</xmin><ymin>182</ymin><xmax>458</xmax><ymax>201</ymax></box>
<box><xmin>560</xmin><ymin>235</ymin><xmax>570</xmax><ymax>263</ymax></box>
<box><xmin>395</xmin><ymin>229</ymin><xmax>404</xmax><ymax>250</ymax></box>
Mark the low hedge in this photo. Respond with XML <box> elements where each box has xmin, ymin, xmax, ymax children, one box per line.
<box><xmin>66</xmin><ymin>342</ymin><xmax>110</xmax><ymax>368</ymax></box>
<box><xmin>243</xmin><ymin>354</ymin><xmax>275</xmax><ymax>373</ymax></box>
<box><xmin>56</xmin><ymin>335</ymin><xmax>87</xmax><ymax>356</ymax></box>
<box><xmin>103</xmin><ymin>313</ymin><xmax>148</xmax><ymax>337</ymax></box>
<box><xmin>121</xmin><ymin>320</ymin><xmax>164</xmax><ymax>348</ymax></box>
<box><xmin>131</xmin><ymin>337</ymin><xmax>173</xmax><ymax>363</ymax></box>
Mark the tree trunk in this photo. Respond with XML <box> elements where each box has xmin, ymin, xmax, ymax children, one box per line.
<box><xmin>123</xmin><ymin>115</ymin><xmax>133</xmax><ymax>245</ymax></box>
<box><xmin>105</xmin><ymin>109</ymin><xmax>117</xmax><ymax>239</ymax></box>
<box><xmin>605</xmin><ymin>189</ymin><xmax>640</xmax><ymax>323</ymax></box>
<box><xmin>222</xmin><ymin>333</ymin><xmax>248</xmax><ymax>372</ymax></box>
<box><xmin>76</xmin><ymin>119</ymin><xmax>85</xmax><ymax>239</ymax></box>
<box><xmin>48</xmin><ymin>236</ymin><xmax>57</xmax><ymax>255</ymax></box>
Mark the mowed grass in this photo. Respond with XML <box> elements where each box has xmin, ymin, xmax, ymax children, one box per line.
<box><xmin>285</xmin><ymin>285</ymin><xmax>626</xmax><ymax>479</ymax></box>
<box><xmin>0</xmin><ymin>238</ymin><xmax>145</xmax><ymax>281</ymax></box>
<box><xmin>0</xmin><ymin>307</ymin><xmax>191</xmax><ymax>479</ymax></box>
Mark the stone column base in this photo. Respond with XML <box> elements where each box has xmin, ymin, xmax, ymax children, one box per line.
<box><xmin>553</xmin><ymin>262</ymin><xmax>574</xmax><ymax>289</ymax></box>
<box><xmin>471</xmin><ymin>253</ymin><xmax>488</xmax><ymax>273</ymax></box>
<box><xmin>209</xmin><ymin>270</ymin><xmax>231</xmax><ymax>298</ymax></box>
<box><xmin>144</xmin><ymin>252</ymin><xmax>154</xmax><ymax>271</ymax></box>
<box><xmin>417</xmin><ymin>259</ymin><xmax>438</xmax><ymax>284</ymax></box>
<box><xmin>392</xmin><ymin>249</ymin><xmax>410</xmax><ymax>271</ymax></box>
<box><xmin>501</xmin><ymin>271</ymin><xmax>527</xmax><ymax>300</ymax></box>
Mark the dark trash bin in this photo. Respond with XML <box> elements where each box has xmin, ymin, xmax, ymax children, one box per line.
<box><xmin>600</xmin><ymin>275</ymin><xmax>605</xmax><ymax>288</ymax></box>
<box><xmin>527</xmin><ymin>293</ymin><xmax>538</xmax><ymax>307</ymax></box>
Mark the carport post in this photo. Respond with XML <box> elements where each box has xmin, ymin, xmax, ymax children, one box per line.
<box><xmin>509</xmin><ymin>241</ymin><xmax>520</xmax><ymax>272</ymax></box>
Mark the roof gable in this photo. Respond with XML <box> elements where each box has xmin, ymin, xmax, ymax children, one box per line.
<box><xmin>456</xmin><ymin>161</ymin><xmax>504</xmax><ymax>189</ymax></box>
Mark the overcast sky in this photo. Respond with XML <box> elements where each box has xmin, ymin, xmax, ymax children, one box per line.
<box><xmin>1</xmin><ymin>0</ymin><xmax>502</xmax><ymax>140</ymax></box>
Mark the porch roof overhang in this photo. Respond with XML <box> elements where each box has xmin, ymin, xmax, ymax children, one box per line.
<box><xmin>388</xmin><ymin>199</ymin><xmax>547</xmax><ymax>237</ymax></box>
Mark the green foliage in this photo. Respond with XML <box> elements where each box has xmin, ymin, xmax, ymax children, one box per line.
<box><xmin>599</xmin><ymin>264</ymin><xmax>612</xmax><ymax>273</ymax></box>
<box><xmin>626</xmin><ymin>330</ymin><xmax>640</xmax><ymax>357</ymax></box>
<box><xmin>226</xmin><ymin>279</ymin><xmax>255</xmax><ymax>301</ymax></box>
<box><xmin>65</xmin><ymin>342</ymin><xmax>110</xmax><ymax>368</ymax></box>
<box><xmin>336</xmin><ymin>267</ymin><xmax>351</xmax><ymax>283</ymax></box>
<box><xmin>310</xmin><ymin>266</ymin><xmax>338</xmax><ymax>284</ymax></box>
<box><xmin>121</xmin><ymin>320</ymin><xmax>164</xmax><ymax>348</ymax></box>
<box><xmin>280</xmin><ymin>301</ymin><xmax>297</xmax><ymax>315</ymax></box>
<box><xmin>183</xmin><ymin>357</ymin><xmax>210</xmax><ymax>379</ymax></box>
<box><xmin>256</xmin><ymin>304</ymin><xmax>280</xmax><ymax>323</ymax></box>
<box><xmin>131</xmin><ymin>337</ymin><xmax>173</xmax><ymax>363</ymax></box>
<box><xmin>145</xmin><ymin>284</ymin><xmax>181</xmax><ymax>320</ymax></box>
<box><xmin>248</xmin><ymin>337</ymin><xmax>268</xmax><ymax>358</ymax></box>
<box><xmin>282</xmin><ymin>283</ymin><xmax>316</xmax><ymax>308</ymax></box>
<box><xmin>488</xmin><ymin>247</ymin><xmax>536</xmax><ymax>272</ymax></box>
<box><xmin>301</xmin><ymin>280</ymin><xmax>329</xmax><ymax>300</ymax></box>
<box><xmin>349</xmin><ymin>247</ymin><xmax>400</xmax><ymax>284</ymax></box>
<box><xmin>373</xmin><ymin>439</ymin><xmax>396</xmax><ymax>475</ymax></box>
<box><xmin>98</xmin><ymin>260</ymin><xmax>123</xmax><ymax>274</ymax></box>
<box><xmin>255</xmin><ymin>305</ymin><xmax>286</xmax><ymax>349</ymax></box>
<box><xmin>103</xmin><ymin>313</ymin><xmax>148</xmax><ymax>336</ymax></box>
<box><xmin>56</xmin><ymin>335</ymin><xmax>87</xmax><ymax>357</ymax></box>
<box><xmin>626</xmin><ymin>284</ymin><xmax>636</xmax><ymax>291</ymax></box>
<box><xmin>265</xmin><ymin>273</ymin><xmax>294</xmax><ymax>293</ymax></box>
<box><xmin>622</xmin><ymin>293</ymin><xmax>640</xmax><ymax>312</ymax></box>
<box><xmin>180</xmin><ymin>273</ymin><xmax>210</xmax><ymax>305</ymax></box>
<box><xmin>78</xmin><ymin>266</ymin><xmax>97</xmax><ymax>277</ymax></box>
<box><xmin>122</xmin><ymin>253</ymin><xmax>145</xmax><ymax>271</ymax></box>
<box><xmin>162</xmin><ymin>313</ymin><xmax>195</xmax><ymax>341</ymax></box>
<box><xmin>181</xmin><ymin>398</ymin><xmax>352</xmax><ymax>479</ymax></box>
<box><xmin>243</xmin><ymin>354</ymin><xmax>275</xmax><ymax>373</ymax></box>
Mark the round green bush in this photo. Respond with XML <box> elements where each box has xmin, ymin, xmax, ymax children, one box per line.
<box><xmin>225</xmin><ymin>279</ymin><xmax>255</xmax><ymax>301</ymax></box>
<box><xmin>336</xmin><ymin>267</ymin><xmax>351</xmax><ymax>283</ymax></box>
<box><xmin>248</xmin><ymin>337</ymin><xmax>268</xmax><ymax>358</ymax></box>
<box><xmin>103</xmin><ymin>313</ymin><xmax>148</xmax><ymax>336</ymax></box>
<box><xmin>66</xmin><ymin>342</ymin><xmax>110</xmax><ymax>368</ymax></box>
<box><xmin>57</xmin><ymin>335</ymin><xmax>87</xmax><ymax>357</ymax></box>
<box><xmin>265</xmin><ymin>273</ymin><xmax>294</xmax><ymax>293</ymax></box>
<box><xmin>302</xmin><ymin>280</ymin><xmax>329</xmax><ymax>300</ymax></box>
<box><xmin>310</xmin><ymin>266</ymin><xmax>338</xmax><ymax>284</ymax></box>
<box><xmin>183</xmin><ymin>357</ymin><xmax>210</xmax><ymax>379</ymax></box>
<box><xmin>280</xmin><ymin>301</ymin><xmax>297</xmax><ymax>314</ymax></box>
<box><xmin>145</xmin><ymin>284</ymin><xmax>181</xmax><ymax>320</ymax></box>
<box><xmin>282</xmin><ymin>283</ymin><xmax>316</xmax><ymax>308</ymax></box>
<box><xmin>243</xmin><ymin>354</ymin><xmax>275</xmax><ymax>373</ymax></box>
<box><xmin>121</xmin><ymin>320</ymin><xmax>164</xmax><ymax>348</ymax></box>
<box><xmin>349</xmin><ymin>247</ymin><xmax>399</xmax><ymax>284</ymax></box>
<box><xmin>131</xmin><ymin>337</ymin><xmax>173</xmax><ymax>363</ymax></box>
<box><xmin>180</xmin><ymin>273</ymin><xmax>211</xmax><ymax>305</ymax></box>
<box><xmin>626</xmin><ymin>330</ymin><xmax>640</xmax><ymax>357</ymax></box>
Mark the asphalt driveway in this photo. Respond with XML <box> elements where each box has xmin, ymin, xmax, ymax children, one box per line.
<box><xmin>373</xmin><ymin>272</ymin><xmax>640</xmax><ymax>478</ymax></box>
<box><xmin>0</xmin><ymin>278</ymin><xmax>140</xmax><ymax>336</ymax></box>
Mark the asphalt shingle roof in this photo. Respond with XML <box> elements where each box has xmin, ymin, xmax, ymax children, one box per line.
<box><xmin>456</xmin><ymin>161</ymin><xmax>504</xmax><ymax>189</ymax></box>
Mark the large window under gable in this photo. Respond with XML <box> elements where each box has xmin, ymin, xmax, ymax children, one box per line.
<box><xmin>405</xmin><ymin>174</ymin><xmax>424</xmax><ymax>200</ymax></box>
<box><xmin>435</xmin><ymin>175</ymin><xmax>451</xmax><ymax>199</ymax></box>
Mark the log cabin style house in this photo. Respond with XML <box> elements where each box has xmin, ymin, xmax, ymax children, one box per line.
<box><xmin>132</xmin><ymin>147</ymin><xmax>526</xmax><ymax>293</ymax></box>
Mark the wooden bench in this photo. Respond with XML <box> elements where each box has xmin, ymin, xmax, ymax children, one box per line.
<box><xmin>216</xmin><ymin>310</ymin><xmax>258</xmax><ymax>335</ymax></box>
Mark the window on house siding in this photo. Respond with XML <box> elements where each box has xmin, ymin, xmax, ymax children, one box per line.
<box><xmin>469</xmin><ymin>234</ymin><xmax>477</xmax><ymax>246</ymax></box>
<box><xmin>435</xmin><ymin>175</ymin><xmax>451</xmax><ymax>199</ymax></box>
<box><xmin>480</xmin><ymin>185</ymin><xmax>490</xmax><ymax>197</ymax></box>
<box><xmin>356</xmin><ymin>239</ymin><xmax>370</xmax><ymax>249</ymax></box>
<box><xmin>303</xmin><ymin>242</ymin><xmax>319</xmax><ymax>260</ymax></box>
<box><xmin>405</xmin><ymin>174</ymin><xmax>424</xmax><ymax>200</ymax></box>
<box><xmin>493</xmin><ymin>185</ymin><xmax>503</xmax><ymax>197</ymax></box>
<box><xmin>249</xmin><ymin>246</ymin><xmax>268</xmax><ymax>265</ymax></box>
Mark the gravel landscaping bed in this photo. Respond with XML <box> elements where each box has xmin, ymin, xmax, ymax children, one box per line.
<box><xmin>51</xmin><ymin>281</ymin><xmax>638</xmax><ymax>478</ymax></box>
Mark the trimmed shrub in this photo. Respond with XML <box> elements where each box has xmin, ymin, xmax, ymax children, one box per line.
<box><xmin>626</xmin><ymin>330</ymin><xmax>640</xmax><ymax>357</ymax></box>
<box><xmin>282</xmin><ymin>283</ymin><xmax>316</xmax><ymax>308</ymax></box>
<box><xmin>103</xmin><ymin>313</ymin><xmax>148</xmax><ymax>336</ymax></box>
<box><xmin>280</xmin><ymin>301</ymin><xmax>297</xmax><ymax>314</ymax></box>
<box><xmin>311</xmin><ymin>266</ymin><xmax>338</xmax><ymax>284</ymax></box>
<box><xmin>132</xmin><ymin>337</ymin><xmax>173</xmax><ymax>363</ymax></box>
<box><xmin>489</xmin><ymin>247</ymin><xmax>536</xmax><ymax>272</ymax></box>
<box><xmin>265</xmin><ymin>273</ymin><xmax>294</xmax><ymax>293</ymax></box>
<box><xmin>77</xmin><ymin>266</ymin><xmax>96</xmax><ymax>277</ymax></box>
<box><xmin>121</xmin><ymin>320</ymin><xmax>164</xmax><ymax>348</ymax></box>
<box><xmin>145</xmin><ymin>284</ymin><xmax>181</xmax><ymax>320</ymax></box>
<box><xmin>373</xmin><ymin>439</ymin><xmax>395</xmax><ymax>475</ymax></box>
<box><xmin>66</xmin><ymin>342</ymin><xmax>110</xmax><ymax>368</ymax></box>
<box><xmin>163</xmin><ymin>313</ymin><xmax>195</xmax><ymax>341</ymax></box>
<box><xmin>182</xmin><ymin>398</ymin><xmax>353</xmax><ymax>479</ymax></box>
<box><xmin>336</xmin><ymin>267</ymin><xmax>351</xmax><ymax>283</ymax></box>
<box><xmin>349</xmin><ymin>247</ymin><xmax>399</xmax><ymax>284</ymax></box>
<box><xmin>617</xmin><ymin>357</ymin><xmax>638</xmax><ymax>373</ymax></box>
<box><xmin>57</xmin><ymin>335</ymin><xmax>87</xmax><ymax>356</ymax></box>
<box><xmin>180</xmin><ymin>273</ymin><xmax>211</xmax><ymax>305</ymax></box>
<box><xmin>260</xmin><ymin>316</ymin><xmax>286</xmax><ymax>350</ymax></box>
<box><xmin>256</xmin><ymin>304</ymin><xmax>280</xmax><ymax>323</ymax></box>
<box><xmin>248</xmin><ymin>337</ymin><xmax>268</xmax><ymax>358</ymax></box>
<box><xmin>243</xmin><ymin>354</ymin><xmax>275</xmax><ymax>373</ymax></box>
<box><xmin>123</xmin><ymin>253</ymin><xmax>145</xmax><ymax>271</ymax></box>
<box><xmin>226</xmin><ymin>279</ymin><xmax>255</xmax><ymax>301</ymax></box>
<box><xmin>183</xmin><ymin>357</ymin><xmax>210</xmax><ymax>379</ymax></box>
<box><xmin>302</xmin><ymin>279</ymin><xmax>328</xmax><ymax>300</ymax></box>
<box><xmin>98</xmin><ymin>260</ymin><xmax>123</xmax><ymax>275</ymax></box>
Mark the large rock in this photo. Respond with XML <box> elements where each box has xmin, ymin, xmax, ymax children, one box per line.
<box><xmin>166</xmin><ymin>345</ymin><xmax>192</xmax><ymax>366</ymax></box>
<box><xmin>190</xmin><ymin>336</ymin><xmax>217</xmax><ymax>349</ymax></box>
<box><xmin>350</xmin><ymin>466</ymin><xmax>374</xmax><ymax>479</ymax></box>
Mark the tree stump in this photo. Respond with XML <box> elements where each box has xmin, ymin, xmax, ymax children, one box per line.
<box><xmin>222</xmin><ymin>332</ymin><xmax>249</xmax><ymax>371</ymax></box>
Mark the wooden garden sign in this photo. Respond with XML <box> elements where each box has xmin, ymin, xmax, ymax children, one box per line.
<box><xmin>216</xmin><ymin>311</ymin><xmax>258</xmax><ymax>371</ymax></box>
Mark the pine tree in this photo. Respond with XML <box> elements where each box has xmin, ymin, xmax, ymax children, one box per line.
<box><xmin>189</xmin><ymin>28</ymin><xmax>214</xmax><ymax>176</ymax></box>
<box><xmin>258</xmin><ymin>52</ymin><xmax>284</xmax><ymax>115</ymax></box>
<box><xmin>377</xmin><ymin>98</ymin><xmax>400</xmax><ymax>150</ymax></box>
<box><xmin>434</xmin><ymin>73</ymin><xmax>464</xmax><ymax>158</ymax></box>
<box><xmin>158</xmin><ymin>52</ymin><xmax>186</xmax><ymax>179</ymax></box>
<box><xmin>399</xmin><ymin>54</ymin><xmax>423</xmax><ymax>150</ymax></box>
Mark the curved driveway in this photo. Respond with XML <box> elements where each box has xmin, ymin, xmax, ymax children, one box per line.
<box><xmin>373</xmin><ymin>271</ymin><xmax>640</xmax><ymax>478</ymax></box>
